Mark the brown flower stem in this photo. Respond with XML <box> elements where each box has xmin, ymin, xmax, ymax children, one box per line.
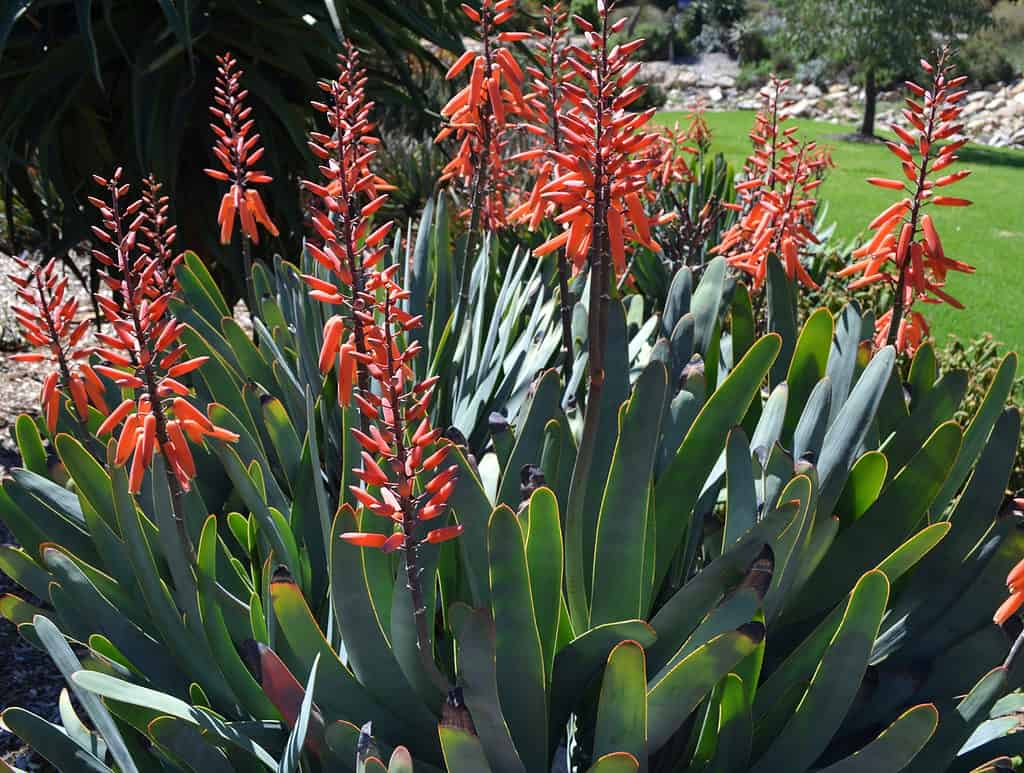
<box><xmin>381</xmin><ymin>292</ymin><xmax>450</xmax><ymax>695</ymax></box>
<box><xmin>556</xmin><ymin>252</ymin><xmax>575</xmax><ymax>382</ymax></box>
<box><xmin>458</xmin><ymin>12</ymin><xmax>495</xmax><ymax>312</ymax></box>
<box><xmin>334</xmin><ymin>136</ymin><xmax>372</xmax><ymax>435</ymax></box>
<box><xmin>566</xmin><ymin>11</ymin><xmax>613</xmax><ymax>628</ymax></box>
<box><xmin>587</xmin><ymin>9</ymin><xmax>612</xmax><ymax>413</ymax></box>
<box><xmin>1004</xmin><ymin>627</ymin><xmax>1024</xmax><ymax>670</ymax></box>
<box><xmin>241</xmin><ymin>234</ymin><xmax>258</xmax><ymax>329</ymax></box>
<box><xmin>459</xmin><ymin>163</ymin><xmax>488</xmax><ymax>312</ymax></box>
<box><xmin>543</xmin><ymin>16</ymin><xmax>575</xmax><ymax>382</ymax></box>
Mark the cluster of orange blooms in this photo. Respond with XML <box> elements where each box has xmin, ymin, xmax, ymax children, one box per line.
<box><xmin>8</xmin><ymin>257</ymin><xmax>100</xmax><ymax>433</ymax></box>
<box><xmin>304</xmin><ymin>42</ymin><xmax>397</xmax><ymax>405</ymax></box>
<box><xmin>714</xmin><ymin>77</ymin><xmax>832</xmax><ymax>291</ymax></box>
<box><xmin>301</xmin><ymin>48</ymin><xmax>461</xmax><ymax>550</ymax></box>
<box><xmin>336</xmin><ymin>274</ymin><xmax>461</xmax><ymax>550</ymax></box>
<box><xmin>205</xmin><ymin>52</ymin><xmax>279</xmax><ymax>246</ymax></box>
<box><xmin>11</xmin><ymin>167</ymin><xmax>238</xmax><ymax>496</ymax></box>
<box><xmin>509</xmin><ymin>3</ymin><xmax>573</xmax><ymax>232</ymax></box>
<box><xmin>89</xmin><ymin>170</ymin><xmax>239</xmax><ymax>493</ymax></box>
<box><xmin>527</xmin><ymin>6</ymin><xmax>674</xmax><ymax>274</ymax></box>
<box><xmin>839</xmin><ymin>52</ymin><xmax>974</xmax><ymax>354</ymax></box>
<box><xmin>437</xmin><ymin>0</ymin><xmax>531</xmax><ymax>230</ymax></box>
<box><xmin>650</xmin><ymin>121</ymin><xmax>698</xmax><ymax>190</ymax></box>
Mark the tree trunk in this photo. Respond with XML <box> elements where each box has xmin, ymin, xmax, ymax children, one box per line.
<box><xmin>860</xmin><ymin>67</ymin><xmax>877</xmax><ymax>138</ymax></box>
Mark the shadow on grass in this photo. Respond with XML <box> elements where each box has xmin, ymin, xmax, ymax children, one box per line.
<box><xmin>958</xmin><ymin>144</ymin><xmax>1024</xmax><ymax>169</ymax></box>
<box><xmin>815</xmin><ymin>134</ymin><xmax>1024</xmax><ymax>169</ymax></box>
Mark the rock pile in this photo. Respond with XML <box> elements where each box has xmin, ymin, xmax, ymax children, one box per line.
<box><xmin>642</xmin><ymin>61</ymin><xmax>1024</xmax><ymax>148</ymax></box>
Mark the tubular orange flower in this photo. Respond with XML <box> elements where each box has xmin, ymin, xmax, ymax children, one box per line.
<box><xmin>88</xmin><ymin>169</ymin><xmax>238</xmax><ymax>532</ymax></box>
<box><xmin>712</xmin><ymin>77</ymin><xmax>832</xmax><ymax>291</ymax></box>
<box><xmin>8</xmin><ymin>256</ymin><xmax>98</xmax><ymax>434</ymax></box>
<box><xmin>840</xmin><ymin>49</ymin><xmax>975</xmax><ymax>353</ymax></box>
<box><xmin>995</xmin><ymin>556</ymin><xmax>1024</xmax><ymax>625</ymax></box>
<box><xmin>205</xmin><ymin>52</ymin><xmax>278</xmax><ymax>246</ymax></box>
<box><xmin>303</xmin><ymin>42</ymin><xmax>393</xmax><ymax>414</ymax></box>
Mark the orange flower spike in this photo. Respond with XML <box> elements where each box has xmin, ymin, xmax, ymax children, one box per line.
<box><xmin>138</xmin><ymin>174</ymin><xmax>181</xmax><ymax>294</ymax></box>
<box><xmin>436</xmin><ymin>0</ymin><xmax>527</xmax><ymax>231</ymax></box>
<box><xmin>346</xmin><ymin>278</ymin><xmax>460</xmax><ymax>554</ymax></box>
<box><xmin>8</xmin><ymin>256</ymin><xmax>99</xmax><ymax>434</ymax></box>
<box><xmin>528</xmin><ymin>2</ymin><xmax>665</xmax><ymax>284</ymax></box>
<box><xmin>844</xmin><ymin>48</ymin><xmax>974</xmax><ymax>353</ymax></box>
<box><xmin>206</xmin><ymin>52</ymin><xmax>277</xmax><ymax>245</ymax></box>
<box><xmin>303</xmin><ymin>42</ymin><xmax>394</xmax><ymax>412</ymax></box>
<box><xmin>712</xmin><ymin>83</ymin><xmax>828</xmax><ymax>291</ymax></box>
<box><xmin>89</xmin><ymin>171</ymin><xmax>233</xmax><ymax>530</ymax></box>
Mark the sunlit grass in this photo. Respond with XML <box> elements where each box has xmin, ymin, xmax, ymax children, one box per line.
<box><xmin>656</xmin><ymin>110</ymin><xmax>1024</xmax><ymax>351</ymax></box>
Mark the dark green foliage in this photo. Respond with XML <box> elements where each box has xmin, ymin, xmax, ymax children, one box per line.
<box><xmin>1</xmin><ymin>216</ymin><xmax>1023</xmax><ymax>770</ymax></box>
<box><xmin>0</xmin><ymin>0</ymin><xmax>462</xmax><ymax>299</ymax></box>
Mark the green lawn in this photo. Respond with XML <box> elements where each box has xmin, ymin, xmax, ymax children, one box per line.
<box><xmin>656</xmin><ymin>110</ymin><xmax>1024</xmax><ymax>351</ymax></box>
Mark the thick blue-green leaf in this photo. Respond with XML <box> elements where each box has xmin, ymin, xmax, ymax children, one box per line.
<box><xmin>751</xmin><ymin>570</ymin><xmax>889</xmax><ymax>773</ymax></box>
<box><xmin>591</xmin><ymin>362</ymin><xmax>667</xmax><ymax>626</ymax></box>
<box><xmin>71</xmin><ymin>672</ymin><xmax>277</xmax><ymax>768</ymax></box>
<box><xmin>489</xmin><ymin>506</ymin><xmax>547</xmax><ymax>771</ymax></box>
<box><xmin>816</xmin><ymin>704</ymin><xmax>939</xmax><ymax>773</ymax></box>
<box><xmin>653</xmin><ymin>334</ymin><xmax>780</xmax><ymax>591</ymax></box>
<box><xmin>817</xmin><ymin>346</ymin><xmax>895</xmax><ymax>519</ymax></box>
<box><xmin>453</xmin><ymin>605</ymin><xmax>526</xmax><ymax>773</ymax></box>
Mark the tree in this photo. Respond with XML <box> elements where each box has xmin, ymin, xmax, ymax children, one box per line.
<box><xmin>779</xmin><ymin>0</ymin><xmax>989</xmax><ymax>137</ymax></box>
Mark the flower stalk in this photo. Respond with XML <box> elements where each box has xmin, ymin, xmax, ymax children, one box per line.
<box><xmin>205</xmin><ymin>52</ymin><xmax>279</xmax><ymax>315</ymax></box>
<box><xmin>839</xmin><ymin>50</ymin><xmax>975</xmax><ymax>354</ymax></box>
<box><xmin>9</xmin><ymin>256</ymin><xmax>104</xmax><ymax>446</ymax></box>
<box><xmin>89</xmin><ymin>169</ymin><xmax>238</xmax><ymax>563</ymax></box>
<box><xmin>305</xmin><ymin>43</ymin><xmax>396</xmax><ymax>429</ymax></box>
<box><xmin>438</xmin><ymin>0</ymin><xmax>528</xmax><ymax>309</ymax></box>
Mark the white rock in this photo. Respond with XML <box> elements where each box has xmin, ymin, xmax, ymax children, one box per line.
<box><xmin>707</xmin><ymin>86</ymin><xmax>724</xmax><ymax>103</ymax></box>
<box><xmin>804</xmin><ymin>83</ymin><xmax>822</xmax><ymax>99</ymax></box>
<box><xmin>787</xmin><ymin>99</ymin><xmax>815</xmax><ymax>117</ymax></box>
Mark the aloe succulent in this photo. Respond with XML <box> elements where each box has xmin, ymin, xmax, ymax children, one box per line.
<box><xmin>1</xmin><ymin>236</ymin><xmax>1022</xmax><ymax>773</ymax></box>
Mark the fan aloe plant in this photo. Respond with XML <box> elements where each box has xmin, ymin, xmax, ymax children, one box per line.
<box><xmin>1</xmin><ymin>243</ymin><xmax>1022</xmax><ymax>771</ymax></box>
<box><xmin>1</xmin><ymin>10</ymin><xmax>1022</xmax><ymax>772</ymax></box>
